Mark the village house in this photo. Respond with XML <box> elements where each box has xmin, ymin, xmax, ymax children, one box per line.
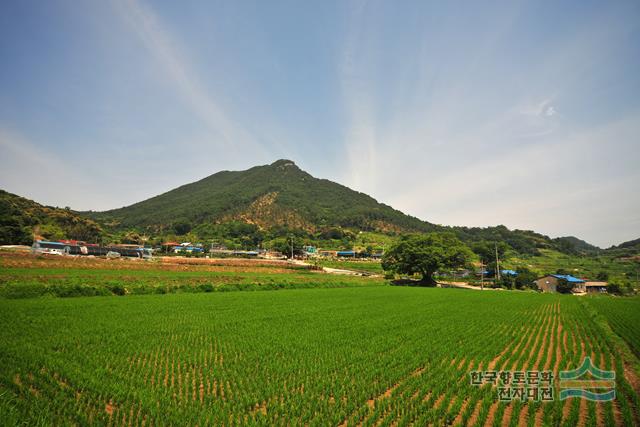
<box><xmin>584</xmin><ymin>281</ymin><xmax>608</xmax><ymax>294</ymax></box>
<box><xmin>534</xmin><ymin>274</ymin><xmax>585</xmax><ymax>293</ymax></box>
<box><xmin>318</xmin><ymin>250</ymin><xmax>338</xmax><ymax>257</ymax></box>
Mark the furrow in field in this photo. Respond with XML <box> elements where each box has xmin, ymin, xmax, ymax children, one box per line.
<box><xmin>451</xmin><ymin>398</ymin><xmax>469</xmax><ymax>426</ymax></box>
<box><xmin>500</xmin><ymin>401</ymin><xmax>514</xmax><ymax>427</ymax></box>
<box><xmin>483</xmin><ymin>400</ymin><xmax>500</xmax><ymax>427</ymax></box>
<box><xmin>516</xmin><ymin>403</ymin><xmax>529</xmax><ymax>427</ymax></box>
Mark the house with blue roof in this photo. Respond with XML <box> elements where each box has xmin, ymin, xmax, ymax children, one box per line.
<box><xmin>337</xmin><ymin>250</ymin><xmax>356</xmax><ymax>257</ymax></box>
<box><xmin>534</xmin><ymin>274</ymin><xmax>585</xmax><ymax>293</ymax></box>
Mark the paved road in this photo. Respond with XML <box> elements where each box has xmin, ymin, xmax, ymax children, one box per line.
<box><xmin>438</xmin><ymin>281</ymin><xmax>502</xmax><ymax>291</ymax></box>
<box><xmin>291</xmin><ymin>259</ymin><xmax>380</xmax><ymax>277</ymax></box>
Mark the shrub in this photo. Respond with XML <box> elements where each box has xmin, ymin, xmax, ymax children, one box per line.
<box><xmin>0</xmin><ymin>283</ymin><xmax>48</xmax><ymax>299</ymax></box>
<box><xmin>607</xmin><ymin>283</ymin><xmax>619</xmax><ymax>295</ymax></box>
<box><xmin>108</xmin><ymin>285</ymin><xmax>127</xmax><ymax>296</ymax></box>
<box><xmin>198</xmin><ymin>284</ymin><xmax>215</xmax><ymax>293</ymax></box>
<box><xmin>52</xmin><ymin>285</ymin><xmax>110</xmax><ymax>298</ymax></box>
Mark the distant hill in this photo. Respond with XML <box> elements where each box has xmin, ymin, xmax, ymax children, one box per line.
<box><xmin>81</xmin><ymin>160</ymin><xmax>602</xmax><ymax>256</ymax></box>
<box><xmin>86</xmin><ymin>160</ymin><xmax>437</xmax><ymax>235</ymax></box>
<box><xmin>2</xmin><ymin>160</ymin><xmax>623</xmax><ymax>258</ymax></box>
<box><xmin>0</xmin><ymin>190</ymin><xmax>103</xmax><ymax>245</ymax></box>
<box><xmin>610</xmin><ymin>237</ymin><xmax>640</xmax><ymax>249</ymax></box>
<box><xmin>552</xmin><ymin>236</ymin><xmax>602</xmax><ymax>255</ymax></box>
<box><xmin>606</xmin><ymin>238</ymin><xmax>640</xmax><ymax>258</ymax></box>
<box><xmin>453</xmin><ymin>225</ymin><xmax>564</xmax><ymax>256</ymax></box>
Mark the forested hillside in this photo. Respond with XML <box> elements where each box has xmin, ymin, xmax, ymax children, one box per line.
<box><xmin>81</xmin><ymin>160</ymin><xmax>603</xmax><ymax>255</ymax></box>
<box><xmin>606</xmin><ymin>238</ymin><xmax>640</xmax><ymax>258</ymax></box>
<box><xmin>86</xmin><ymin>160</ymin><xmax>437</xmax><ymax>235</ymax></box>
<box><xmin>2</xmin><ymin>160</ymin><xmax>637</xmax><ymax>263</ymax></box>
<box><xmin>0</xmin><ymin>190</ymin><xmax>103</xmax><ymax>245</ymax></box>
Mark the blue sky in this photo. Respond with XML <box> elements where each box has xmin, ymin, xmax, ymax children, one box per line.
<box><xmin>1</xmin><ymin>0</ymin><xmax>639</xmax><ymax>247</ymax></box>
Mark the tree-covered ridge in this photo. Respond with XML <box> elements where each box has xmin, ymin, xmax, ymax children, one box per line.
<box><xmin>451</xmin><ymin>225</ymin><xmax>553</xmax><ymax>256</ymax></box>
<box><xmin>1</xmin><ymin>159</ymin><xmax>636</xmax><ymax>262</ymax></box>
<box><xmin>82</xmin><ymin>160</ymin><xmax>588</xmax><ymax>255</ymax></box>
<box><xmin>82</xmin><ymin>159</ymin><xmax>606</xmax><ymax>257</ymax></box>
<box><xmin>0</xmin><ymin>190</ymin><xmax>103</xmax><ymax>245</ymax></box>
<box><xmin>85</xmin><ymin>160</ymin><xmax>437</xmax><ymax>235</ymax></box>
<box><xmin>605</xmin><ymin>238</ymin><xmax>640</xmax><ymax>258</ymax></box>
<box><xmin>552</xmin><ymin>236</ymin><xmax>601</xmax><ymax>255</ymax></box>
<box><xmin>450</xmin><ymin>226</ymin><xmax>607</xmax><ymax>257</ymax></box>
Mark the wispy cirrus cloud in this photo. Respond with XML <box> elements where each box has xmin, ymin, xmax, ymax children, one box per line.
<box><xmin>1</xmin><ymin>0</ymin><xmax>637</xmax><ymax>246</ymax></box>
<box><xmin>336</xmin><ymin>1</ymin><xmax>639</xmax><ymax>246</ymax></box>
<box><xmin>339</xmin><ymin>0</ymin><xmax>379</xmax><ymax>193</ymax></box>
<box><xmin>112</xmin><ymin>0</ymin><xmax>266</xmax><ymax>157</ymax></box>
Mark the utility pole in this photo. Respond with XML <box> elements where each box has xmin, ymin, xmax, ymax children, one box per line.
<box><xmin>495</xmin><ymin>242</ymin><xmax>501</xmax><ymax>281</ymax></box>
<box><xmin>480</xmin><ymin>260</ymin><xmax>484</xmax><ymax>291</ymax></box>
<box><xmin>290</xmin><ymin>236</ymin><xmax>294</xmax><ymax>259</ymax></box>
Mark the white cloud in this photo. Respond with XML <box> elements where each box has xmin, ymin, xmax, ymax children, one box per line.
<box><xmin>112</xmin><ymin>0</ymin><xmax>267</xmax><ymax>158</ymax></box>
<box><xmin>518</xmin><ymin>98</ymin><xmax>557</xmax><ymax>118</ymax></box>
<box><xmin>339</xmin><ymin>0</ymin><xmax>379</xmax><ymax>194</ymax></box>
<box><xmin>383</xmin><ymin>113</ymin><xmax>640</xmax><ymax>247</ymax></box>
<box><xmin>335</xmin><ymin>2</ymin><xmax>638</xmax><ymax>247</ymax></box>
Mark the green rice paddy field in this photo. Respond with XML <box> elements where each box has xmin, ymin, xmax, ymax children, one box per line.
<box><xmin>1</xmin><ymin>256</ymin><xmax>639</xmax><ymax>426</ymax></box>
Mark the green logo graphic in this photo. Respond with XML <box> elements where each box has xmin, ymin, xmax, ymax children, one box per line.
<box><xmin>559</xmin><ymin>357</ymin><xmax>615</xmax><ymax>401</ymax></box>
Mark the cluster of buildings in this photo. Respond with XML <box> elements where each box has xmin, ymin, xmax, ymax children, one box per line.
<box><xmin>161</xmin><ymin>242</ymin><xmax>205</xmax><ymax>254</ymax></box>
<box><xmin>30</xmin><ymin>239</ymin><xmax>610</xmax><ymax>295</ymax></box>
<box><xmin>468</xmin><ymin>267</ymin><xmax>609</xmax><ymax>294</ymax></box>
<box><xmin>32</xmin><ymin>240</ymin><xmax>153</xmax><ymax>259</ymax></box>
<box><xmin>472</xmin><ymin>265</ymin><xmax>609</xmax><ymax>294</ymax></box>
<box><xmin>162</xmin><ymin>242</ymin><xmax>275</xmax><ymax>258</ymax></box>
<box><xmin>158</xmin><ymin>243</ymin><xmax>384</xmax><ymax>260</ymax></box>
<box><xmin>310</xmin><ymin>248</ymin><xmax>383</xmax><ymax>258</ymax></box>
<box><xmin>534</xmin><ymin>274</ymin><xmax>608</xmax><ymax>294</ymax></box>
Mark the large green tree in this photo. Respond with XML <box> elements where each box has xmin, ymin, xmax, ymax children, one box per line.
<box><xmin>470</xmin><ymin>241</ymin><xmax>509</xmax><ymax>274</ymax></box>
<box><xmin>266</xmin><ymin>236</ymin><xmax>304</xmax><ymax>258</ymax></box>
<box><xmin>382</xmin><ymin>233</ymin><xmax>473</xmax><ymax>285</ymax></box>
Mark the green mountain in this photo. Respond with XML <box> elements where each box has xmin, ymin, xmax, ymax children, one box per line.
<box><xmin>83</xmin><ymin>160</ymin><xmax>605</xmax><ymax>256</ymax></box>
<box><xmin>86</xmin><ymin>160</ymin><xmax>438</xmax><ymax>235</ymax></box>
<box><xmin>551</xmin><ymin>236</ymin><xmax>602</xmax><ymax>255</ymax></box>
<box><xmin>3</xmin><ymin>160</ymin><xmax>627</xmax><ymax>259</ymax></box>
<box><xmin>453</xmin><ymin>225</ymin><xmax>564</xmax><ymax>256</ymax></box>
<box><xmin>0</xmin><ymin>190</ymin><xmax>103</xmax><ymax>245</ymax></box>
<box><xmin>605</xmin><ymin>238</ymin><xmax>640</xmax><ymax>258</ymax></box>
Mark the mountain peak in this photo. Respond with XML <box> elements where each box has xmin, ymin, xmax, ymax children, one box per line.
<box><xmin>86</xmin><ymin>160</ymin><xmax>436</xmax><ymax>234</ymax></box>
<box><xmin>270</xmin><ymin>159</ymin><xmax>297</xmax><ymax>168</ymax></box>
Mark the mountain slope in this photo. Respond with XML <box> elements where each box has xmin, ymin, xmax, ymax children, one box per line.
<box><xmin>552</xmin><ymin>236</ymin><xmax>601</xmax><ymax>255</ymax></box>
<box><xmin>84</xmin><ymin>160</ymin><xmax>611</xmax><ymax>256</ymax></box>
<box><xmin>453</xmin><ymin>225</ymin><xmax>561</xmax><ymax>256</ymax></box>
<box><xmin>86</xmin><ymin>160</ymin><xmax>438</xmax><ymax>234</ymax></box>
<box><xmin>0</xmin><ymin>190</ymin><xmax>103</xmax><ymax>244</ymax></box>
<box><xmin>605</xmin><ymin>238</ymin><xmax>640</xmax><ymax>258</ymax></box>
<box><xmin>3</xmin><ymin>161</ymin><xmax>617</xmax><ymax>258</ymax></box>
